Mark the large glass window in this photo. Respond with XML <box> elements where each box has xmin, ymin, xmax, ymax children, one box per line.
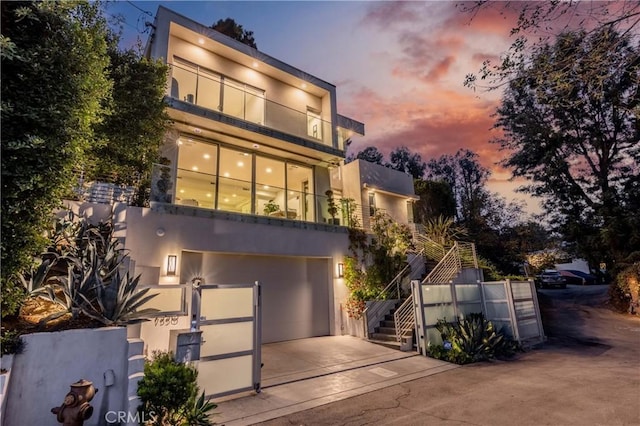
<box><xmin>306</xmin><ymin>108</ymin><xmax>322</xmax><ymax>140</ymax></box>
<box><xmin>171</xmin><ymin>60</ymin><xmax>197</xmax><ymax>103</ymax></box>
<box><xmin>174</xmin><ymin>136</ymin><xmax>315</xmax><ymax>221</ymax></box>
<box><xmin>176</xmin><ymin>139</ymin><xmax>217</xmax><ymax>208</ymax></box>
<box><xmin>172</xmin><ymin>57</ymin><xmax>265</xmax><ymax>125</ymax></box>
<box><xmin>197</xmin><ymin>68</ymin><xmax>222</xmax><ymax>112</ymax></box>
<box><xmin>255</xmin><ymin>156</ymin><xmax>286</xmax><ymax>217</ymax></box>
<box><xmin>218</xmin><ymin>147</ymin><xmax>252</xmax><ymax>214</ymax></box>
<box><xmin>286</xmin><ymin>164</ymin><xmax>314</xmax><ymax>222</ymax></box>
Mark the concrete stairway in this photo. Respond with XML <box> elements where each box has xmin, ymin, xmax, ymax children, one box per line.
<box><xmin>368</xmin><ymin>304</ymin><xmax>412</xmax><ymax>350</ymax></box>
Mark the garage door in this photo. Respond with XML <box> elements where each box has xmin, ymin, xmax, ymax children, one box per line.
<box><xmin>202</xmin><ymin>253</ymin><xmax>330</xmax><ymax>343</ymax></box>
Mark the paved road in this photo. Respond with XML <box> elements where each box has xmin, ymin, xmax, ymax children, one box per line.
<box><xmin>258</xmin><ymin>285</ymin><xmax>640</xmax><ymax>426</ymax></box>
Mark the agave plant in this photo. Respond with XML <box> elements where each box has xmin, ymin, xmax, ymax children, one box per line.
<box><xmin>183</xmin><ymin>391</ymin><xmax>217</xmax><ymax>426</ymax></box>
<box><xmin>19</xmin><ymin>253</ymin><xmax>59</xmax><ymax>294</ymax></box>
<box><xmin>431</xmin><ymin>312</ymin><xmax>519</xmax><ymax>364</ymax></box>
<box><xmin>34</xmin><ymin>259</ymin><xmax>97</xmax><ymax>323</ymax></box>
<box><xmin>80</xmin><ymin>269</ymin><xmax>158</xmax><ymax>326</ymax></box>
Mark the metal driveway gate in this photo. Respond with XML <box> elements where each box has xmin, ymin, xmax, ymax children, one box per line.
<box><xmin>194</xmin><ymin>281</ymin><xmax>261</xmax><ymax>398</ymax></box>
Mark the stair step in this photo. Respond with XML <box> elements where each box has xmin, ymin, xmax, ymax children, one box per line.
<box><xmin>375</xmin><ymin>326</ymin><xmax>397</xmax><ymax>335</ymax></box>
<box><xmin>367</xmin><ymin>339</ymin><xmax>402</xmax><ymax>350</ymax></box>
<box><xmin>384</xmin><ymin>314</ymin><xmax>396</xmax><ymax>321</ymax></box>
<box><xmin>370</xmin><ymin>333</ymin><xmax>399</xmax><ymax>342</ymax></box>
<box><xmin>381</xmin><ymin>320</ymin><xmax>396</xmax><ymax>328</ymax></box>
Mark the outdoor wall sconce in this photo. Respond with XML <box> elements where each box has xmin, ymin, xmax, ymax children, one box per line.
<box><xmin>338</xmin><ymin>262</ymin><xmax>344</xmax><ymax>278</ymax></box>
<box><xmin>167</xmin><ymin>255</ymin><xmax>177</xmax><ymax>276</ymax></box>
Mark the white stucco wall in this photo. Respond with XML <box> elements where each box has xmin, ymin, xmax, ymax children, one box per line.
<box><xmin>5</xmin><ymin>327</ymin><xmax>129</xmax><ymax>426</ymax></box>
<box><xmin>340</xmin><ymin>160</ymin><xmax>416</xmax><ymax>228</ymax></box>
<box><xmin>118</xmin><ymin>204</ymin><xmax>352</xmax><ymax>352</ymax></box>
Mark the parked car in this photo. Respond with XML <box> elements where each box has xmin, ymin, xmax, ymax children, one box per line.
<box><xmin>559</xmin><ymin>269</ymin><xmax>597</xmax><ymax>285</ymax></box>
<box><xmin>535</xmin><ymin>270</ymin><xmax>566</xmax><ymax>289</ymax></box>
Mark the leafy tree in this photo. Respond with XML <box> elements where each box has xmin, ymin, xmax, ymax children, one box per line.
<box><xmin>493</xmin><ymin>28</ymin><xmax>639</xmax><ymax>268</ymax></box>
<box><xmin>387</xmin><ymin>146</ymin><xmax>426</xmax><ymax>179</ymax></box>
<box><xmin>211</xmin><ymin>18</ymin><xmax>257</xmax><ymax>49</ymax></box>
<box><xmin>354</xmin><ymin>146</ymin><xmax>384</xmax><ymax>165</ymax></box>
<box><xmin>90</xmin><ymin>45</ymin><xmax>169</xmax><ymax>206</ymax></box>
<box><xmin>413</xmin><ymin>179</ymin><xmax>456</xmax><ymax>223</ymax></box>
<box><xmin>1</xmin><ymin>1</ymin><xmax>112</xmax><ymax>315</ymax></box>
<box><xmin>426</xmin><ymin>149</ymin><xmax>490</xmax><ymax>224</ymax></box>
<box><xmin>462</xmin><ymin>1</ymin><xmax>640</xmax><ymax>91</ymax></box>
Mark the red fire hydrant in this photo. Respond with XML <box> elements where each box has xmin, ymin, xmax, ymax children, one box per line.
<box><xmin>51</xmin><ymin>379</ymin><xmax>98</xmax><ymax>426</ymax></box>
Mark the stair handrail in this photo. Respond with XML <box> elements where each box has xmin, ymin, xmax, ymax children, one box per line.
<box><xmin>372</xmin><ymin>248</ymin><xmax>425</xmax><ymax>301</ymax></box>
<box><xmin>414</xmin><ymin>234</ymin><xmax>447</xmax><ymax>262</ymax></box>
<box><xmin>422</xmin><ymin>243</ymin><xmax>459</xmax><ymax>284</ymax></box>
<box><xmin>393</xmin><ymin>296</ymin><xmax>415</xmax><ymax>342</ymax></box>
<box><xmin>361</xmin><ymin>248</ymin><xmax>425</xmax><ymax>338</ymax></box>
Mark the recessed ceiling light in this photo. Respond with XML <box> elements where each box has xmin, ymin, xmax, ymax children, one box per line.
<box><xmin>243</xmin><ymin>152</ymin><xmax>250</xmax><ymax>156</ymax></box>
<box><xmin>203</xmin><ymin>154</ymin><xmax>210</xmax><ymax>159</ymax></box>
<box><xmin>223</xmin><ymin>172</ymin><xmax>230</xmax><ymax>177</ymax></box>
<box><xmin>263</xmin><ymin>185</ymin><xmax>269</xmax><ymax>189</ymax></box>
<box><xmin>206</xmin><ymin>193</ymin><xmax>212</xmax><ymax>197</ymax></box>
<box><xmin>192</xmin><ymin>166</ymin><xmax>198</xmax><ymax>171</ymax></box>
<box><xmin>237</xmin><ymin>161</ymin><xmax>244</xmax><ymax>167</ymax></box>
<box><xmin>289</xmin><ymin>191</ymin><xmax>294</xmax><ymax>195</ymax></box>
<box><xmin>193</xmin><ymin>128</ymin><xmax>202</xmax><ymax>134</ymax></box>
<box><xmin>301</xmin><ymin>83</ymin><xmax>307</xmax><ymax>89</ymax></box>
<box><xmin>177</xmin><ymin>140</ymin><xmax>183</xmax><ymax>145</ymax></box>
<box><xmin>252</xmin><ymin>143</ymin><xmax>260</xmax><ymax>149</ymax></box>
<box><xmin>180</xmin><ymin>189</ymin><xmax>185</xmax><ymax>193</ymax></box>
<box><xmin>198</xmin><ymin>38</ymin><xmax>205</xmax><ymax>45</ymax></box>
<box><xmin>252</xmin><ymin>61</ymin><xmax>259</xmax><ymax>68</ymax></box>
<box><xmin>232</xmin><ymin>194</ymin><xmax>237</xmax><ymax>197</ymax></box>
<box><xmin>266</xmin><ymin>167</ymin><xmax>272</xmax><ymax>173</ymax></box>
<box><xmin>224</xmin><ymin>198</ymin><xmax>229</xmax><ymax>202</ymax></box>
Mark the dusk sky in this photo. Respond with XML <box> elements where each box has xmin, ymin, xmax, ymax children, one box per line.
<box><xmin>105</xmin><ymin>1</ymin><xmax>537</xmax><ymax>213</ymax></box>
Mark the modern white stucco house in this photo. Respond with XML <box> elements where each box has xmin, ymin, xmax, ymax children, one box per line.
<box><xmin>71</xmin><ymin>5</ymin><xmax>419</xmax><ymax>361</ymax></box>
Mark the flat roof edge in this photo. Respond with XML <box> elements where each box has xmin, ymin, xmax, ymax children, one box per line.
<box><xmin>155</xmin><ymin>6</ymin><xmax>336</xmax><ymax>92</ymax></box>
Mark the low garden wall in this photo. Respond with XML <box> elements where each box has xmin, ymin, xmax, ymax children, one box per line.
<box><xmin>4</xmin><ymin>327</ymin><xmax>134</xmax><ymax>426</ymax></box>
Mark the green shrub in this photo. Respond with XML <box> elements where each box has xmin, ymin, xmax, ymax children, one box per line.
<box><xmin>428</xmin><ymin>313</ymin><xmax>519</xmax><ymax>364</ymax></box>
<box><xmin>1</xmin><ymin>329</ymin><xmax>25</xmax><ymax>356</ymax></box>
<box><xmin>137</xmin><ymin>351</ymin><xmax>216</xmax><ymax>426</ymax></box>
<box><xmin>613</xmin><ymin>262</ymin><xmax>640</xmax><ymax>314</ymax></box>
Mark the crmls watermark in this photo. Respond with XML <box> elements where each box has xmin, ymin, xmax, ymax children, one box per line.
<box><xmin>105</xmin><ymin>410</ymin><xmax>156</xmax><ymax>424</ymax></box>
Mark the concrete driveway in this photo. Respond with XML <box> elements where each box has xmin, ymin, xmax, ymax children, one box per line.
<box><xmin>256</xmin><ymin>285</ymin><xmax>640</xmax><ymax>426</ymax></box>
<box><xmin>213</xmin><ymin>336</ymin><xmax>457</xmax><ymax>425</ymax></box>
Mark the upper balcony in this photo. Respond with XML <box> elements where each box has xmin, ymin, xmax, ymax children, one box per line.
<box><xmin>167</xmin><ymin>61</ymin><xmax>336</xmax><ymax>150</ymax></box>
<box><xmin>146</xmin><ymin>6</ymin><xmax>364</xmax><ymax>163</ymax></box>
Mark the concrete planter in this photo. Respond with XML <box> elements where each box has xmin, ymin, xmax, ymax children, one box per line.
<box><xmin>4</xmin><ymin>327</ymin><xmax>130</xmax><ymax>426</ymax></box>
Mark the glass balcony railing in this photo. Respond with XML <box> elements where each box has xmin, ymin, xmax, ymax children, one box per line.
<box><xmin>151</xmin><ymin>164</ymin><xmax>364</xmax><ymax>227</ymax></box>
<box><xmin>167</xmin><ymin>63</ymin><xmax>335</xmax><ymax>148</ymax></box>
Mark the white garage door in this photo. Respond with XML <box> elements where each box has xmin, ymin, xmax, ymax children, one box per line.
<box><xmin>202</xmin><ymin>253</ymin><xmax>330</xmax><ymax>343</ymax></box>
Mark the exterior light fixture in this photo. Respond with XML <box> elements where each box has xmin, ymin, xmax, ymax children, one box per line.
<box><xmin>167</xmin><ymin>255</ymin><xmax>177</xmax><ymax>276</ymax></box>
<box><xmin>338</xmin><ymin>262</ymin><xmax>344</xmax><ymax>278</ymax></box>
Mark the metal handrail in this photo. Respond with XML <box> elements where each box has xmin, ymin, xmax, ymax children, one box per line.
<box><xmin>413</xmin><ymin>234</ymin><xmax>447</xmax><ymax>262</ymax></box>
<box><xmin>422</xmin><ymin>243</ymin><xmax>459</xmax><ymax>284</ymax></box>
<box><xmin>393</xmin><ymin>296</ymin><xmax>415</xmax><ymax>342</ymax></box>
<box><xmin>373</xmin><ymin>248</ymin><xmax>425</xmax><ymax>301</ymax></box>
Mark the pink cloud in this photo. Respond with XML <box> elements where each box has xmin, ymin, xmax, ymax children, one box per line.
<box><xmin>360</xmin><ymin>2</ymin><xmax>426</xmax><ymax>28</ymax></box>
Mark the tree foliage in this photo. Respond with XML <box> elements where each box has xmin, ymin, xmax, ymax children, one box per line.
<box><xmin>1</xmin><ymin>1</ymin><xmax>170</xmax><ymax>317</ymax></box>
<box><xmin>90</xmin><ymin>46</ymin><xmax>169</xmax><ymax>205</ymax></box>
<box><xmin>386</xmin><ymin>146</ymin><xmax>426</xmax><ymax>179</ymax></box>
<box><xmin>462</xmin><ymin>0</ymin><xmax>640</xmax><ymax>91</ymax></box>
<box><xmin>494</xmin><ymin>27</ymin><xmax>640</xmax><ymax>267</ymax></box>
<box><xmin>211</xmin><ymin>18</ymin><xmax>257</xmax><ymax>49</ymax></box>
<box><xmin>426</xmin><ymin>149</ymin><xmax>491</xmax><ymax>224</ymax></box>
<box><xmin>413</xmin><ymin>179</ymin><xmax>457</xmax><ymax>223</ymax></box>
<box><xmin>1</xmin><ymin>1</ymin><xmax>112</xmax><ymax>315</ymax></box>
<box><xmin>354</xmin><ymin>146</ymin><xmax>384</xmax><ymax>165</ymax></box>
